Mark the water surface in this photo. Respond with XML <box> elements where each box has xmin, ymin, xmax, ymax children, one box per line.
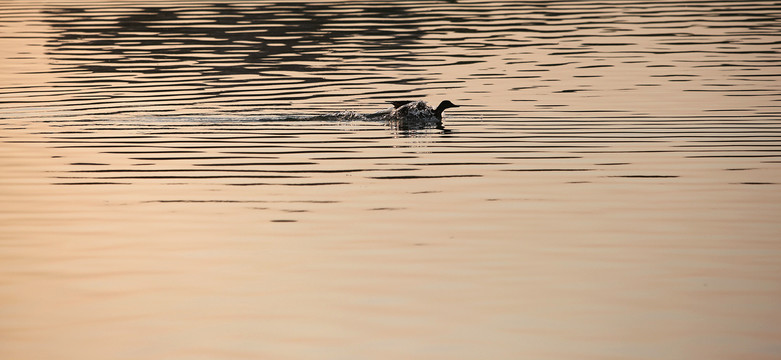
<box><xmin>1</xmin><ymin>1</ymin><xmax>781</xmax><ymax>359</ymax></box>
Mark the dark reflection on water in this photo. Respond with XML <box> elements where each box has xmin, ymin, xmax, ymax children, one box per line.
<box><xmin>39</xmin><ymin>1</ymin><xmax>489</xmax><ymax>109</ymax></box>
<box><xmin>14</xmin><ymin>0</ymin><xmax>775</xmax><ymax>116</ymax></box>
<box><xmin>44</xmin><ymin>3</ymin><xmax>439</xmax><ymax>75</ymax></box>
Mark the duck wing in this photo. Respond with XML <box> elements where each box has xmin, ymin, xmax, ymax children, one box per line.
<box><xmin>388</xmin><ymin>100</ymin><xmax>415</xmax><ymax>108</ymax></box>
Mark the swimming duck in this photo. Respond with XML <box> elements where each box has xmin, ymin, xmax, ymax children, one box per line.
<box><xmin>387</xmin><ymin>100</ymin><xmax>460</xmax><ymax>129</ymax></box>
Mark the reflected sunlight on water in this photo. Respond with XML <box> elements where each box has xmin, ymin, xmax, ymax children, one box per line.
<box><xmin>1</xmin><ymin>1</ymin><xmax>781</xmax><ymax>359</ymax></box>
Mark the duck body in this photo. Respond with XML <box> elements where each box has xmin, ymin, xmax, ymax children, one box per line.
<box><xmin>312</xmin><ymin>100</ymin><xmax>459</xmax><ymax>131</ymax></box>
<box><xmin>387</xmin><ymin>100</ymin><xmax>459</xmax><ymax>129</ymax></box>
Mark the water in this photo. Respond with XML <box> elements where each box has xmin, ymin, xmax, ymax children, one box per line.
<box><xmin>2</xmin><ymin>1</ymin><xmax>781</xmax><ymax>359</ymax></box>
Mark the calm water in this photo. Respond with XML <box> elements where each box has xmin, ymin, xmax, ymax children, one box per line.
<box><xmin>2</xmin><ymin>1</ymin><xmax>781</xmax><ymax>359</ymax></box>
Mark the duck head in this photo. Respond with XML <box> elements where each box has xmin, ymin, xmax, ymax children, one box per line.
<box><xmin>434</xmin><ymin>100</ymin><xmax>460</xmax><ymax>119</ymax></box>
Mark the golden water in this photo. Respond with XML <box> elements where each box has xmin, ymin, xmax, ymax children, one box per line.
<box><xmin>2</xmin><ymin>1</ymin><xmax>780</xmax><ymax>359</ymax></box>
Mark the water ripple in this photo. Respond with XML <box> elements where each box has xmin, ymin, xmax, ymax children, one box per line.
<box><xmin>1</xmin><ymin>1</ymin><xmax>779</xmax><ymax>192</ymax></box>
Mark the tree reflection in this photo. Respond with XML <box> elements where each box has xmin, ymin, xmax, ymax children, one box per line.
<box><xmin>43</xmin><ymin>3</ymin><xmax>434</xmax><ymax>77</ymax></box>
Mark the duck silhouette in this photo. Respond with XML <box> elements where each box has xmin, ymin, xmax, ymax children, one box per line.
<box><xmin>386</xmin><ymin>100</ymin><xmax>459</xmax><ymax>129</ymax></box>
<box><xmin>312</xmin><ymin>100</ymin><xmax>460</xmax><ymax>131</ymax></box>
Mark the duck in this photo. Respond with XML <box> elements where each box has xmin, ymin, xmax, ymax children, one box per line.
<box><xmin>386</xmin><ymin>100</ymin><xmax>460</xmax><ymax>129</ymax></box>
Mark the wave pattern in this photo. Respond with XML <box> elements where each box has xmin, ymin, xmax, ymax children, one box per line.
<box><xmin>11</xmin><ymin>114</ymin><xmax>774</xmax><ymax>192</ymax></box>
<box><xmin>0</xmin><ymin>1</ymin><xmax>780</xmax><ymax>192</ymax></box>
<box><xmin>0</xmin><ymin>0</ymin><xmax>779</xmax><ymax>117</ymax></box>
